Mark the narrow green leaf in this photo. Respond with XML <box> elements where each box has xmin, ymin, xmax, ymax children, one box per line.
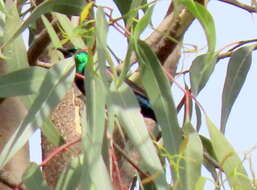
<box><xmin>80</xmin><ymin>9</ymin><xmax>113</xmax><ymax>189</ymax></box>
<box><xmin>95</xmin><ymin>7</ymin><xmax>111</xmax><ymax>75</ymax></box>
<box><xmin>195</xmin><ymin>102</ymin><xmax>202</xmax><ymax>132</ymax></box>
<box><xmin>220</xmin><ymin>46</ymin><xmax>254</xmax><ymax>133</ymax></box>
<box><xmin>41</xmin><ymin>15</ymin><xmax>61</xmax><ymax>48</ymax></box>
<box><xmin>113</xmin><ymin>0</ymin><xmax>133</xmax><ymax>18</ymax></box>
<box><xmin>133</xmin><ymin>6</ymin><xmax>154</xmax><ymax>40</ymax></box>
<box><xmin>81</xmin><ymin>70</ymin><xmax>112</xmax><ymax>190</ymax></box>
<box><xmin>116</xmin><ymin>39</ymin><xmax>134</xmax><ymax>87</ymax></box>
<box><xmin>206</xmin><ymin>117</ymin><xmax>253</xmax><ymax>190</ymax></box>
<box><xmin>200</xmin><ymin>135</ymin><xmax>219</xmax><ymax>181</ymax></box>
<box><xmin>0</xmin><ymin>67</ymin><xmax>47</xmax><ymax>97</ymax></box>
<box><xmin>109</xmin><ymin>82</ymin><xmax>168</xmax><ymax>190</ymax></box>
<box><xmin>41</xmin><ymin>119</ymin><xmax>64</xmax><ymax>146</ymax></box>
<box><xmin>2</xmin><ymin>0</ymin><xmax>85</xmax><ymax>47</ymax></box>
<box><xmin>2</xmin><ymin>2</ymin><xmax>63</xmax><ymax>148</ymax></box>
<box><xmin>136</xmin><ymin>40</ymin><xmax>182</xmax><ymax>155</ymax></box>
<box><xmin>194</xmin><ymin>177</ymin><xmax>207</xmax><ymax>190</ymax></box>
<box><xmin>179</xmin><ymin>122</ymin><xmax>203</xmax><ymax>190</ymax></box>
<box><xmin>23</xmin><ymin>163</ymin><xmax>51</xmax><ymax>190</ymax></box>
<box><xmin>190</xmin><ymin>54</ymin><xmax>217</xmax><ymax>95</ymax></box>
<box><xmin>55</xmin><ymin>13</ymin><xmax>85</xmax><ymax>48</ymax></box>
<box><xmin>114</xmin><ymin>0</ymin><xmax>146</xmax><ymax>24</ymax></box>
<box><xmin>0</xmin><ymin>58</ymin><xmax>75</xmax><ymax>169</ymax></box>
<box><xmin>3</xmin><ymin>2</ymin><xmax>28</xmax><ymax>71</ymax></box>
<box><xmin>179</xmin><ymin>0</ymin><xmax>216</xmax><ymax>53</ymax></box>
<box><xmin>55</xmin><ymin>156</ymin><xmax>83</xmax><ymax>190</ymax></box>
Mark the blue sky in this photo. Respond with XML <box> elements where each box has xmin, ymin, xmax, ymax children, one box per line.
<box><xmin>29</xmin><ymin>0</ymin><xmax>257</xmax><ymax>186</ymax></box>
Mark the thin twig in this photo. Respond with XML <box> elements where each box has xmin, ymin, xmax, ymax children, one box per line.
<box><xmin>113</xmin><ymin>143</ymin><xmax>149</xmax><ymax>179</ymax></box>
<box><xmin>40</xmin><ymin>138</ymin><xmax>81</xmax><ymax>167</ymax></box>
<box><xmin>218</xmin><ymin>0</ymin><xmax>257</xmax><ymax>13</ymax></box>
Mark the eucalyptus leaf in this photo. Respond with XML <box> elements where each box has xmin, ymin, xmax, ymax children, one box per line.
<box><xmin>114</xmin><ymin>0</ymin><xmax>147</xmax><ymax>25</ymax></box>
<box><xmin>80</xmin><ymin>10</ymin><xmax>112</xmax><ymax>187</ymax></box>
<box><xmin>41</xmin><ymin>15</ymin><xmax>61</xmax><ymax>48</ymax></box>
<box><xmin>109</xmin><ymin>82</ymin><xmax>168</xmax><ymax>190</ymax></box>
<box><xmin>0</xmin><ymin>58</ymin><xmax>75</xmax><ymax>169</ymax></box>
<box><xmin>136</xmin><ymin>40</ymin><xmax>182</xmax><ymax>155</ymax></box>
<box><xmin>179</xmin><ymin>122</ymin><xmax>203</xmax><ymax>190</ymax></box>
<box><xmin>23</xmin><ymin>163</ymin><xmax>51</xmax><ymax>190</ymax></box>
<box><xmin>41</xmin><ymin>118</ymin><xmax>64</xmax><ymax>146</ymax></box>
<box><xmin>3</xmin><ymin>0</ymin><xmax>85</xmax><ymax>47</ymax></box>
<box><xmin>133</xmin><ymin>6</ymin><xmax>154</xmax><ymax>41</ymax></box>
<box><xmin>55</xmin><ymin>13</ymin><xmax>85</xmax><ymax>48</ymax></box>
<box><xmin>0</xmin><ymin>67</ymin><xmax>47</xmax><ymax>97</ymax></box>
<box><xmin>195</xmin><ymin>102</ymin><xmax>202</xmax><ymax>132</ymax></box>
<box><xmin>179</xmin><ymin>0</ymin><xmax>216</xmax><ymax>53</ymax></box>
<box><xmin>190</xmin><ymin>54</ymin><xmax>217</xmax><ymax>95</ymax></box>
<box><xmin>55</xmin><ymin>156</ymin><xmax>83</xmax><ymax>190</ymax></box>
<box><xmin>206</xmin><ymin>117</ymin><xmax>252</xmax><ymax>190</ymax></box>
<box><xmin>81</xmin><ymin>70</ymin><xmax>112</xmax><ymax>190</ymax></box>
<box><xmin>3</xmin><ymin>2</ymin><xmax>27</xmax><ymax>71</ymax></box>
<box><xmin>220</xmin><ymin>46</ymin><xmax>254</xmax><ymax>133</ymax></box>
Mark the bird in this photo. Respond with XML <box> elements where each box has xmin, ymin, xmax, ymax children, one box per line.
<box><xmin>58</xmin><ymin>48</ymin><xmax>156</xmax><ymax>121</ymax></box>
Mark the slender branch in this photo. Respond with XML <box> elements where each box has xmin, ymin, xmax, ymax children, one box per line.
<box><xmin>218</xmin><ymin>0</ymin><xmax>257</xmax><ymax>13</ymax></box>
<box><xmin>218</xmin><ymin>43</ymin><xmax>257</xmax><ymax>60</ymax></box>
<box><xmin>40</xmin><ymin>138</ymin><xmax>81</xmax><ymax>167</ymax></box>
<box><xmin>113</xmin><ymin>143</ymin><xmax>149</xmax><ymax>179</ymax></box>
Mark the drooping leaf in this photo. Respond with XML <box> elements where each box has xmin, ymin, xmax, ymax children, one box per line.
<box><xmin>179</xmin><ymin>122</ymin><xmax>203</xmax><ymax>190</ymax></box>
<box><xmin>95</xmin><ymin>7</ymin><xmax>112</xmax><ymax>75</ymax></box>
<box><xmin>190</xmin><ymin>54</ymin><xmax>217</xmax><ymax>95</ymax></box>
<box><xmin>0</xmin><ymin>58</ymin><xmax>75</xmax><ymax>169</ymax></box>
<box><xmin>179</xmin><ymin>0</ymin><xmax>216</xmax><ymax>54</ymax></box>
<box><xmin>80</xmin><ymin>9</ymin><xmax>112</xmax><ymax>189</ymax></box>
<box><xmin>206</xmin><ymin>117</ymin><xmax>252</xmax><ymax>190</ymax></box>
<box><xmin>55</xmin><ymin>13</ymin><xmax>85</xmax><ymax>48</ymax></box>
<box><xmin>3</xmin><ymin>2</ymin><xmax>28</xmax><ymax>71</ymax></box>
<box><xmin>1</xmin><ymin>3</ymin><xmax>63</xmax><ymax>145</ymax></box>
<box><xmin>80</xmin><ymin>69</ymin><xmax>112</xmax><ymax>190</ymax></box>
<box><xmin>41</xmin><ymin>118</ymin><xmax>64</xmax><ymax>146</ymax></box>
<box><xmin>220</xmin><ymin>46</ymin><xmax>254</xmax><ymax>133</ymax></box>
<box><xmin>136</xmin><ymin>40</ymin><xmax>182</xmax><ymax>155</ymax></box>
<box><xmin>200</xmin><ymin>135</ymin><xmax>219</xmax><ymax>181</ymax></box>
<box><xmin>109</xmin><ymin>82</ymin><xmax>168</xmax><ymax>190</ymax></box>
<box><xmin>113</xmin><ymin>0</ymin><xmax>133</xmax><ymax>17</ymax></box>
<box><xmin>22</xmin><ymin>163</ymin><xmax>51</xmax><ymax>190</ymax></box>
<box><xmin>55</xmin><ymin>156</ymin><xmax>83</xmax><ymax>190</ymax></box>
<box><xmin>133</xmin><ymin>6</ymin><xmax>154</xmax><ymax>41</ymax></box>
<box><xmin>0</xmin><ymin>67</ymin><xmax>47</xmax><ymax>97</ymax></box>
<box><xmin>113</xmin><ymin>0</ymin><xmax>147</xmax><ymax>24</ymax></box>
<box><xmin>2</xmin><ymin>0</ymin><xmax>85</xmax><ymax>47</ymax></box>
<box><xmin>41</xmin><ymin>15</ymin><xmax>61</xmax><ymax>48</ymax></box>
<box><xmin>195</xmin><ymin>102</ymin><xmax>202</xmax><ymax>132</ymax></box>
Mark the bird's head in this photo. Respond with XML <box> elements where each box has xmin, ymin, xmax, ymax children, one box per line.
<box><xmin>58</xmin><ymin>48</ymin><xmax>89</xmax><ymax>74</ymax></box>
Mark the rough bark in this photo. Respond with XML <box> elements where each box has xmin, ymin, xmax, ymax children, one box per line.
<box><xmin>42</xmin><ymin>85</ymin><xmax>83</xmax><ymax>188</ymax></box>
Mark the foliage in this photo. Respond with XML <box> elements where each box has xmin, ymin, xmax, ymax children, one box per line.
<box><xmin>0</xmin><ymin>0</ymin><xmax>256</xmax><ymax>190</ymax></box>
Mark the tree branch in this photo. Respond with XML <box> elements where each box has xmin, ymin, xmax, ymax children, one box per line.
<box><xmin>218</xmin><ymin>0</ymin><xmax>257</xmax><ymax>13</ymax></box>
<box><xmin>27</xmin><ymin>19</ymin><xmax>59</xmax><ymax>66</ymax></box>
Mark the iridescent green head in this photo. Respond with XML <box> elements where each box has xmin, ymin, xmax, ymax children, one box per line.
<box><xmin>74</xmin><ymin>50</ymin><xmax>89</xmax><ymax>74</ymax></box>
<box><xmin>58</xmin><ymin>48</ymin><xmax>89</xmax><ymax>74</ymax></box>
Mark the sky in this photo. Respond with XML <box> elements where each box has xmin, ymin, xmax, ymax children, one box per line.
<box><xmin>29</xmin><ymin>0</ymin><xmax>257</xmax><ymax>187</ymax></box>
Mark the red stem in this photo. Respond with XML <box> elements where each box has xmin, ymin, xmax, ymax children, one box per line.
<box><xmin>40</xmin><ymin>138</ymin><xmax>81</xmax><ymax>167</ymax></box>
